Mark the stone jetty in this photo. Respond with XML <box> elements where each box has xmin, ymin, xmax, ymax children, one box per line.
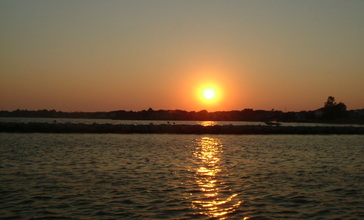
<box><xmin>0</xmin><ymin>122</ymin><xmax>363</xmax><ymax>134</ymax></box>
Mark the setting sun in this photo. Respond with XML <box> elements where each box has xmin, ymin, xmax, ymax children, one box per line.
<box><xmin>203</xmin><ymin>89</ymin><xmax>216</xmax><ymax>100</ymax></box>
<box><xmin>198</xmin><ymin>85</ymin><xmax>221</xmax><ymax>107</ymax></box>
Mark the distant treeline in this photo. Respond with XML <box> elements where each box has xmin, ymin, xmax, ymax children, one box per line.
<box><xmin>1</xmin><ymin>96</ymin><xmax>363</xmax><ymax>124</ymax></box>
<box><xmin>1</xmin><ymin>107</ymin><xmax>363</xmax><ymax>124</ymax></box>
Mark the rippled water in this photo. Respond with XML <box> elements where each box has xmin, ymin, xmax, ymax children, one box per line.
<box><xmin>0</xmin><ymin>133</ymin><xmax>363</xmax><ymax>219</ymax></box>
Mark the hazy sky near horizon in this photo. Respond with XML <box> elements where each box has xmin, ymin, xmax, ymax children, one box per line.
<box><xmin>1</xmin><ymin>0</ymin><xmax>363</xmax><ymax>112</ymax></box>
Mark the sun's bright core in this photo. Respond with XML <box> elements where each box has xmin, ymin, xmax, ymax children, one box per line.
<box><xmin>203</xmin><ymin>89</ymin><xmax>216</xmax><ymax>100</ymax></box>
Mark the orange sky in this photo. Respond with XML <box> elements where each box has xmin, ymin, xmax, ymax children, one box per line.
<box><xmin>1</xmin><ymin>1</ymin><xmax>363</xmax><ymax>112</ymax></box>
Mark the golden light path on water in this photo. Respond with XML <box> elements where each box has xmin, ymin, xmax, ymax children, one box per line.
<box><xmin>192</xmin><ymin>137</ymin><xmax>244</xmax><ymax>219</ymax></box>
<box><xmin>198</xmin><ymin>121</ymin><xmax>217</xmax><ymax>127</ymax></box>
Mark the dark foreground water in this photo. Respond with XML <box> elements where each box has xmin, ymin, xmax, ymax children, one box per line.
<box><xmin>0</xmin><ymin>134</ymin><xmax>363</xmax><ymax>219</ymax></box>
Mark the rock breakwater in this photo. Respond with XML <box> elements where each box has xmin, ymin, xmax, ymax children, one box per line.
<box><xmin>0</xmin><ymin>122</ymin><xmax>363</xmax><ymax>134</ymax></box>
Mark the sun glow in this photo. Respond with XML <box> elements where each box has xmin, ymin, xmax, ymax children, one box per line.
<box><xmin>197</xmin><ymin>84</ymin><xmax>222</xmax><ymax>108</ymax></box>
<box><xmin>203</xmin><ymin>89</ymin><xmax>216</xmax><ymax>100</ymax></box>
<box><xmin>182</xmin><ymin>64</ymin><xmax>238</xmax><ymax>110</ymax></box>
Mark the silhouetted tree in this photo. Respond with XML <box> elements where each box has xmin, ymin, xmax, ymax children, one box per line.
<box><xmin>325</xmin><ymin>96</ymin><xmax>336</xmax><ymax>108</ymax></box>
<box><xmin>322</xmin><ymin>96</ymin><xmax>347</xmax><ymax>121</ymax></box>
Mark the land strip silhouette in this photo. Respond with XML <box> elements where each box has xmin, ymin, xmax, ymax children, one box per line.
<box><xmin>1</xmin><ymin>122</ymin><xmax>363</xmax><ymax>134</ymax></box>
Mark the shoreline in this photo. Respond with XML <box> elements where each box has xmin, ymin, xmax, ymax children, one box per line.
<box><xmin>1</xmin><ymin>122</ymin><xmax>363</xmax><ymax>134</ymax></box>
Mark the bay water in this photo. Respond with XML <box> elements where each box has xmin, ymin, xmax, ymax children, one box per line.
<box><xmin>0</xmin><ymin>133</ymin><xmax>363</xmax><ymax>219</ymax></box>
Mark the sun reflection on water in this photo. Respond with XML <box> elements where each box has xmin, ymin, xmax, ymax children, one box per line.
<box><xmin>198</xmin><ymin>121</ymin><xmax>217</xmax><ymax>127</ymax></box>
<box><xmin>192</xmin><ymin>137</ymin><xmax>242</xmax><ymax>219</ymax></box>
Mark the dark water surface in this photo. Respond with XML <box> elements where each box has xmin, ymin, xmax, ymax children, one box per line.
<box><xmin>0</xmin><ymin>133</ymin><xmax>363</xmax><ymax>219</ymax></box>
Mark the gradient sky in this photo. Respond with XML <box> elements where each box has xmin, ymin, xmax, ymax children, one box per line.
<box><xmin>1</xmin><ymin>0</ymin><xmax>363</xmax><ymax>112</ymax></box>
